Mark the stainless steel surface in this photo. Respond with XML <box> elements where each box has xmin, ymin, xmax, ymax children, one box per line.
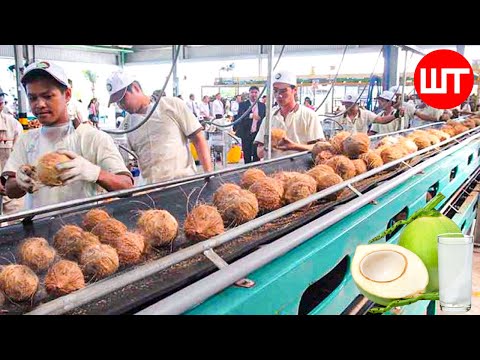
<box><xmin>264</xmin><ymin>45</ymin><xmax>274</xmax><ymax>160</ymax></box>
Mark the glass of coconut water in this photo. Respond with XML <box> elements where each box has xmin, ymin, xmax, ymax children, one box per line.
<box><xmin>437</xmin><ymin>233</ymin><xmax>473</xmax><ymax>313</ymax></box>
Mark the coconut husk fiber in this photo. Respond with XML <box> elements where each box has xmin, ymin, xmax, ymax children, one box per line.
<box><xmin>380</xmin><ymin>146</ymin><xmax>405</xmax><ymax>164</ymax></box>
<box><xmin>315</xmin><ymin>173</ymin><xmax>344</xmax><ymax>201</ymax></box>
<box><xmin>358</xmin><ymin>151</ymin><xmax>384</xmax><ymax>170</ymax></box>
<box><xmin>53</xmin><ymin>224</ymin><xmax>89</xmax><ymax>261</ymax></box>
<box><xmin>79</xmin><ymin>244</ymin><xmax>119</xmax><ymax>280</ymax></box>
<box><xmin>271</xmin><ymin>128</ymin><xmax>287</xmax><ymax>147</ymax></box>
<box><xmin>112</xmin><ymin>232</ymin><xmax>145</xmax><ymax>266</ymax></box>
<box><xmin>45</xmin><ymin>260</ymin><xmax>85</xmax><ymax>297</ymax></box>
<box><xmin>325</xmin><ymin>155</ymin><xmax>356</xmax><ymax>180</ymax></box>
<box><xmin>184</xmin><ymin>204</ymin><xmax>224</xmax><ymax>242</ymax></box>
<box><xmin>212</xmin><ymin>183</ymin><xmax>242</xmax><ymax>206</ymax></box>
<box><xmin>18</xmin><ymin>237</ymin><xmax>56</xmax><ymax>273</ymax></box>
<box><xmin>240</xmin><ymin>168</ymin><xmax>267</xmax><ymax>189</ymax></box>
<box><xmin>351</xmin><ymin>159</ymin><xmax>368</xmax><ymax>176</ymax></box>
<box><xmin>37</xmin><ymin>152</ymin><xmax>71</xmax><ymax>186</ymax></box>
<box><xmin>137</xmin><ymin>209</ymin><xmax>178</xmax><ymax>248</ymax></box>
<box><xmin>249</xmin><ymin>177</ymin><xmax>284</xmax><ymax>212</ymax></box>
<box><xmin>214</xmin><ymin>186</ymin><xmax>258</xmax><ymax>226</ymax></box>
<box><xmin>311</xmin><ymin>141</ymin><xmax>336</xmax><ymax>161</ymax></box>
<box><xmin>342</xmin><ymin>133</ymin><xmax>370</xmax><ymax>159</ymax></box>
<box><xmin>397</xmin><ymin>137</ymin><xmax>418</xmax><ymax>154</ymax></box>
<box><xmin>284</xmin><ymin>173</ymin><xmax>317</xmax><ymax>205</ymax></box>
<box><xmin>82</xmin><ymin>208</ymin><xmax>111</xmax><ymax>231</ymax></box>
<box><xmin>330</xmin><ymin>131</ymin><xmax>351</xmax><ymax>154</ymax></box>
<box><xmin>91</xmin><ymin>218</ymin><xmax>128</xmax><ymax>246</ymax></box>
<box><xmin>0</xmin><ymin>264</ymin><xmax>38</xmax><ymax>302</ymax></box>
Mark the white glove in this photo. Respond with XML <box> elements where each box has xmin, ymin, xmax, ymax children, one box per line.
<box><xmin>17</xmin><ymin>165</ymin><xmax>41</xmax><ymax>193</ymax></box>
<box><xmin>56</xmin><ymin>150</ymin><xmax>101</xmax><ymax>185</ymax></box>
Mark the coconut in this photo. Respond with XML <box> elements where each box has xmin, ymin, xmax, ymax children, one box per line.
<box><xmin>284</xmin><ymin>174</ymin><xmax>317</xmax><ymax>205</ymax></box>
<box><xmin>358</xmin><ymin>151</ymin><xmax>384</xmax><ymax>170</ymax></box>
<box><xmin>240</xmin><ymin>168</ymin><xmax>267</xmax><ymax>189</ymax></box>
<box><xmin>462</xmin><ymin>119</ymin><xmax>476</xmax><ymax>129</ymax></box>
<box><xmin>271</xmin><ymin>128</ymin><xmax>287</xmax><ymax>147</ymax></box>
<box><xmin>325</xmin><ymin>155</ymin><xmax>356</xmax><ymax>180</ymax></box>
<box><xmin>184</xmin><ymin>204</ymin><xmax>225</xmax><ymax>242</ymax></box>
<box><xmin>53</xmin><ymin>224</ymin><xmax>87</xmax><ymax>260</ymax></box>
<box><xmin>79</xmin><ymin>244</ymin><xmax>119</xmax><ymax>280</ymax></box>
<box><xmin>409</xmin><ymin>130</ymin><xmax>429</xmax><ymax>138</ymax></box>
<box><xmin>212</xmin><ymin>183</ymin><xmax>241</xmax><ymax>206</ymax></box>
<box><xmin>472</xmin><ymin>117</ymin><xmax>480</xmax><ymax>126</ymax></box>
<box><xmin>306</xmin><ymin>164</ymin><xmax>335</xmax><ymax>184</ymax></box>
<box><xmin>427</xmin><ymin>129</ymin><xmax>450</xmax><ymax>142</ymax></box>
<box><xmin>314</xmin><ymin>150</ymin><xmax>336</xmax><ymax>165</ymax></box>
<box><xmin>410</xmin><ymin>135</ymin><xmax>431</xmax><ymax>150</ymax></box>
<box><xmin>136</xmin><ymin>209</ymin><xmax>178</xmax><ymax>248</ymax></box>
<box><xmin>82</xmin><ymin>208</ymin><xmax>111</xmax><ymax>231</ymax></box>
<box><xmin>91</xmin><ymin>218</ymin><xmax>128</xmax><ymax>246</ymax></box>
<box><xmin>315</xmin><ymin>173</ymin><xmax>343</xmax><ymax>200</ymax></box>
<box><xmin>0</xmin><ymin>264</ymin><xmax>38</xmax><ymax>302</ymax></box>
<box><xmin>376</xmin><ymin>136</ymin><xmax>399</xmax><ymax>148</ymax></box>
<box><xmin>113</xmin><ymin>232</ymin><xmax>145</xmax><ymax>265</ymax></box>
<box><xmin>342</xmin><ymin>133</ymin><xmax>370</xmax><ymax>159</ymax></box>
<box><xmin>351</xmin><ymin>159</ymin><xmax>368</xmax><ymax>175</ymax></box>
<box><xmin>373</xmin><ymin>144</ymin><xmax>389</xmax><ymax>156</ymax></box>
<box><xmin>311</xmin><ymin>141</ymin><xmax>336</xmax><ymax>162</ymax></box>
<box><xmin>452</xmin><ymin>124</ymin><xmax>469</xmax><ymax>135</ymax></box>
<box><xmin>397</xmin><ymin>137</ymin><xmax>418</xmax><ymax>154</ymax></box>
<box><xmin>45</xmin><ymin>260</ymin><xmax>85</xmax><ymax>297</ymax></box>
<box><xmin>330</xmin><ymin>131</ymin><xmax>351</xmax><ymax>154</ymax></box>
<box><xmin>215</xmin><ymin>189</ymin><xmax>258</xmax><ymax>226</ymax></box>
<box><xmin>351</xmin><ymin>244</ymin><xmax>429</xmax><ymax>306</ymax></box>
<box><xmin>380</xmin><ymin>146</ymin><xmax>406</xmax><ymax>164</ymax></box>
<box><xmin>18</xmin><ymin>237</ymin><xmax>56</xmax><ymax>273</ymax></box>
<box><xmin>271</xmin><ymin>171</ymin><xmax>303</xmax><ymax>190</ymax></box>
<box><xmin>426</xmin><ymin>133</ymin><xmax>440</xmax><ymax>145</ymax></box>
<box><xmin>249</xmin><ymin>177</ymin><xmax>284</xmax><ymax>212</ymax></box>
<box><xmin>36</xmin><ymin>152</ymin><xmax>71</xmax><ymax>186</ymax></box>
<box><xmin>398</xmin><ymin>214</ymin><xmax>462</xmax><ymax>292</ymax></box>
<box><xmin>440</xmin><ymin>125</ymin><xmax>457</xmax><ymax>137</ymax></box>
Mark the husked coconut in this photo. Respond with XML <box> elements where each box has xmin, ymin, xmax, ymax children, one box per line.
<box><xmin>359</xmin><ymin>151</ymin><xmax>384</xmax><ymax>170</ymax></box>
<box><xmin>113</xmin><ymin>232</ymin><xmax>145</xmax><ymax>265</ymax></box>
<box><xmin>380</xmin><ymin>146</ymin><xmax>405</xmax><ymax>164</ymax></box>
<box><xmin>214</xmin><ymin>185</ymin><xmax>258</xmax><ymax>225</ymax></box>
<box><xmin>342</xmin><ymin>133</ymin><xmax>370</xmax><ymax>159</ymax></box>
<box><xmin>311</xmin><ymin>141</ymin><xmax>336</xmax><ymax>162</ymax></box>
<box><xmin>184</xmin><ymin>204</ymin><xmax>225</xmax><ymax>242</ymax></box>
<box><xmin>18</xmin><ymin>237</ymin><xmax>56</xmax><ymax>273</ymax></box>
<box><xmin>91</xmin><ymin>218</ymin><xmax>128</xmax><ymax>246</ymax></box>
<box><xmin>213</xmin><ymin>183</ymin><xmax>241</xmax><ymax>205</ymax></box>
<box><xmin>351</xmin><ymin>159</ymin><xmax>368</xmax><ymax>175</ymax></box>
<box><xmin>249</xmin><ymin>177</ymin><xmax>284</xmax><ymax>212</ymax></box>
<box><xmin>325</xmin><ymin>155</ymin><xmax>356</xmax><ymax>180</ymax></box>
<box><xmin>53</xmin><ymin>224</ymin><xmax>87</xmax><ymax>260</ymax></box>
<box><xmin>376</xmin><ymin>136</ymin><xmax>399</xmax><ymax>148</ymax></box>
<box><xmin>271</xmin><ymin>128</ymin><xmax>287</xmax><ymax>147</ymax></box>
<box><xmin>45</xmin><ymin>260</ymin><xmax>85</xmax><ymax>297</ymax></box>
<box><xmin>240</xmin><ymin>168</ymin><xmax>267</xmax><ymax>189</ymax></box>
<box><xmin>284</xmin><ymin>173</ymin><xmax>317</xmax><ymax>205</ymax></box>
<box><xmin>315</xmin><ymin>173</ymin><xmax>344</xmax><ymax>200</ymax></box>
<box><xmin>330</xmin><ymin>131</ymin><xmax>351</xmax><ymax>154</ymax></box>
<box><xmin>82</xmin><ymin>208</ymin><xmax>111</xmax><ymax>231</ymax></box>
<box><xmin>0</xmin><ymin>264</ymin><xmax>38</xmax><ymax>302</ymax></box>
<box><xmin>80</xmin><ymin>244</ymin><xmax>119</xmax><ymax>279</ymax></box>
<box><xmin>37</xmin><ymin>152</ymin><xmax>71</xmax><ymax>186</ymax></box>
<box><xmin>137</xmin><ymin>209</ymin><xmax>178</xmax><ymax>248</ymax></box>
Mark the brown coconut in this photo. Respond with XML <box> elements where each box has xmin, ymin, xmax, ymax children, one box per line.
<box><xmin>240</xmin><ymin>168</ymin><xmax>267</xmax><ymax>189</ymax></box>
<box><xmin>284</xmin><ymin>174</ymin><xmax>317</xmax><ymax>205</ymax></box>
<box><xmin>213</xmin><ymin>183</ymin><xmax>241</xmax><ymax>206</ymax></box>
<box><xmin>82</xmin><ymin>208</ymin><xmax>111</xmax><ymax>231</ymax></box>
<box><xmin>137</xmin><ymin>209</ymin><xmax>178</xmax><ymax>248</ymax></box>
<box><xmin>18</xmin><ymin>237</ymin><xmax>56</xmax><ymax>273</ymax></box>
<box><xmin>271</xmin><ymin>171</ymin><xmax>303</xmax><ymax>190</ymax></box>
<box><xmin>113</xmin><ymin>232</ymin><xmax>145</xmax><ymax>265</ymax></box>
<box><xmin>359</xmin><ymin>151</ymin><xmax>384</xmax><ymax>170</ymax></box>
<box><xmin>380</xmin><ymin>146</ymin><xmax>405</xmax><ymax>164</ymax></box>
<box><xmin>427</xmin><ymin>129</ymin><xmax>450</xmax><ymax>142</ymax></box>
<box><xmin>314</xmin><ymin>150</ymin><xmax>336</xmax><ymax>165</ymax></box>
<box><xmin>351</xmin><ymin>159</ymin><xmax>368</xmax><ymax>175</ymax></box>
<box><xmin>45</xmin><ymin>260</ymin><xmax>85</xmax><ymax>297</ymax></box>
<box><xmin>307</xmin><ymin>165</ymin><xmax>336</xmax><ymax>188</ymax></box>
<box><xmin>53</xmin><ymin>224</ymin><xmax>87</xmax><ymax>260</ymax></box>
<box><xmin>311</xmin><ymin>141</ymin><xmax>336</xmax><ymax>162</ymax></box>
<box><xmin>409</xmin><ymin>130</ymin><xmax>429</xmax><ymax>138</ymax></box>
<box><xmin>37</xmin><ymin>152</ymin><xmax>71</xmax><ymax>186</ymax></box>
<box><xmin>462</xmin><ymin>119</ymin><xmax>476</xmax><ymax>129</ymax></box>
<box><xmin>325</xmin><ymin>155</ymin><xmax>357</xmax><ymax>180</ymax></box>
<box><xmin>453</xmin><ymin>124</ymin><xmax>469</xmax><ymax>135</ymax></box>
<box><xmin>249</xmin><ymin>177</ymin><xmax>284</xmax><ymax>212</ymax></box>
<box><xmin>215</xmin><ymin>188</ymin><xmax>258</xmax><ymax>225</ymax></box>
<box><xmin>91</xmin><ymin>218</ymin><xmax>128</xmax><ymax>246</ymax></box>
<box><xmin>79</xmin><ymin>244</ymin><xmax>119</xmax><ymax>279</ymax></box>
<box><xmin>315</xmin><ymin>173</ymin><xmax>344</xmax><ymax>200</ymax></box>
<box><xmin>471</xmin><ymin>117</ymin><xmax>480</xmax><ymax>126</ymax></box>
<box><xmin>271</xmin><ymin>128</ymin><xmax>287</xmax><ymax>147</ymax></box>
<box><xmin>184</xmin><ymin>204</ymin><xmax>225</xmax><ymax>242</ymax></box>
<box><xmin>330</xmin><ymin>131</ymin><xmax>351</xmax><ymax>154</ymax></box>
<box><xmin>440</xmin><ymin>125</ymin><xmax>457</xmax><ymax>137</ymax></box>
<box><xmin>374</xmin><ymin>144</ymin><xmax>389</xmax><ymax>156</ymax></box>
<box><xmin>0</xmin><ymin>264</ymin><xmax>38</xmax><ymax>302</ymax></box>
<box><xmin>397</xmin><ymin>137</ymin><xmax>418</xmax><ymax>154</ymax></box>
<box><xmin>426</xmin><ymin>133</ymin><xmax>440</xmax><ymax>145</ymax></box>
<box><xmin>342</xmin><ymin>133</ymin><xmax>370</xmax><ymax>159</ymax></box>
<box><xmin>410</xmin><ymin>135</ymin><xmax>431</xmax><ymax>150</ymax></box>
<box><xmin>376</xmin><ymin>136</ymin><xmax>399</xmax><ymax>148</ymax></box>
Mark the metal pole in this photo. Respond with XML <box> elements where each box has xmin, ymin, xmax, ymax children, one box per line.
<box><xmin>400</xmin><ymin>49</ymin><xmax>408</xmax><ymax>128</ymax></box>
<box><xmin>172</xmin><ymin>45</ymin><xmax>179</xmax><ymax>97</ymax></box>
<box><xmin>258</xmin><ymin>45</ymin><xmax>263</xmax><ymax>76</ymax></box>
<box><xmin>14</xmin><ymin>45</ymin><xmax>28</xmax><ymax>129</ymax></box>
<box><xmin>264</xmin><ymin>45</ymin><xmax>274</xmax><ymax>160</ymax></box>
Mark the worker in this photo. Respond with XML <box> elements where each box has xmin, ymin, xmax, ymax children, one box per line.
<box><xmin>254</xmin><ymin>70</ymin><xmax>325</xmax><ymax>159</ymax></box>
<box><xmin>409</xmin><ymin>98</ymin><xmax>444</xmax><ymax>128</ymax></box>
<box><xmin>369</xmin><ymin>90</ymin><xmax>406</xmax><ymax>135</ymax></box>
<box><xmin>67</xmin><ymin>78</ymin><xmax>86</xmax><ymax>128</ymax></box>
<box><xmin>1</xmin><ymin>61</ymin><xmax>133</xmax><ymax>211</ymax></box>
<box><xmin>333</xmin><ymin>93</ymin><xmax>379</xmax><ymax>133</ymax></box>
<box><xmin>106</xmin><ymin>71</ymin><xmax>213</xmax><ymax>184</ymax></box>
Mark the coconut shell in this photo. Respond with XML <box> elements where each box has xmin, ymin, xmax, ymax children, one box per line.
<box><xmin>330</xmin><ymin>131</ymin><xmax>351</xmax><ymax>154</ymax></box>
<box><xmin>37</xmin><ymin>152</ymin><xmax>71</xmax><ymax>186</ymax></box>
<box><xmin>184</xmin><ymin>205</ymin><xmax>225</xmax><ymax>242</ymax></box>
<box><xmin>82</xmin><ymin>208</ymin><xmax>111</xmax><ymax>231</ymax></box>
<box><xmin>351</xmin><ymin>159</ymin><xmax>368</xmax><ymax>176</ymax></box>
<box><xmin>380</xmin><ymin>146</ymin><xmax>405</xmax><ymax>164</ymax></box>
<box><xmin>53</xmin><ymin>225</ymin><xmax>87</xmax><ymax>260</ymax></box>
<box><xmin>213</xmin><ymin>183</ymin><xmax>241</xmax><ymax>206</ymax></box>
<box><xmin>18</xmin><ymin>237</ymin><xmax>56</xmax><ymax>273</ymax></box>
<box><xmin>249</xmin><ymin>177</ymin><xmax>284</xmax><ymax>212</ymax></box>
<box><xmin>45</xmin><ymin>260</ymin><xmax>85</xmax><ymax>297</ymax></box>
<box><xmin>113</xmin><ymin>232</ymin><xmax>145</xmax><ymax>265</ymax></box>
<box><xmin>0</xmin><ymin>265</ymin><xmax>38</xmax><ymax>302</ymax></box>
<box><xmin>79</xmin><ymin>244</ymin><xmax>119</xmax><ymax>279</ymax></box>
<box><xmin>284</xmin><ymin>174</ymin><xmax>317</xmax><ymax>205</ymax></box>
<box><xmin>410</xmin><ymin>135</ymin><xmax>431</xmax><ymax>150</ymax></box>
<box><xmin>311</xmin><ymin>141</ymin><xmax>336</xmax><ymax>161</ymax></box>
<box><xmin>315</xmin><ymin>173</ymin><xmax>344</xmax><ymax>200</ymax></box>
<box><xmin>342</xmin><ymin>133</ymin><xmax>370</xmax><ymax>159</ymax></box>
<box><xmin>137</xmin><ymin>209</ymin><xmax>178</xmax><ymax>248</ymax></box>
<box><xmin>240</xmin><ymin>168</ymin><xmax>267</xmax><ymax>189</ymax></box>
<box><xmin>271</xmin><ymin>128</ymin><xmax>287</xmax><ymax>147</ymax></box>
<box><xmin>215</xmin><ymin>188</ymin><xmax>258</xmax><ymax>225</ymax></box>
<box><xmin>325</xmin><ymin>155</ymin><xmax>356</xmax><ymax>180</ymax></box>
<box><xmin>358</xmin><ymin>151</ymin><xmax>384</xmax><ymax>170</ymax></box>
<box><xmin>91</xmin><ymin>218</ymin><xmax>128</xmax><ymax>246</ymax></box>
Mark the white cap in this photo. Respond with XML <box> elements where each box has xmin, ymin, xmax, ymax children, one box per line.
<box><xmin>376</xmin><ymin>90</ymin><xmax>396</xmax><ymax>102</ymax></box>
<box><xmin>273</xmin><ymin>70</ymin><xmax>297</xmax><ymax>86</ymax></box>
<box><xmin>341</xmin><ymin>93</ymin><xmax>357</xmax><ymax>103</ymax></box>
<box><xmin>21</xmin><ymin>61</ymin><xmax>69</xmax><ymax>87</ymax></box>
<box><xmin>389</xmin><ymin>85</ymin><xmax>404</xmax><ymax>94</ymax></box>
<box><xmin>106</xmin><ymin>71</ymin><xmax>135</xmax><ymax>106</ymax></box>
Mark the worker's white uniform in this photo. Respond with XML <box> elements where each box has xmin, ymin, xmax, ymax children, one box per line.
<box><xmin>67</xmin><ymin>98</ymin><xmax>87</xmax><ymax>124</ymax></box>
<box><xmin>254</xmin><ymin>105</ymin><xmax>325</xmax><ymax>158</ymax></box>
<box><xmin>2</xmin><ymin>123</ymin><xmax>131</xmax><ymax>210</ymax></box>
<box><xmin>0</xmin><ymin>112</ymin><xmax>24</xmax><ymax>214</ymax></box>
<box><xmin>370</xmin><ymin>108</ymin><xmax>403</xmax><ymax>135</ymax></box>
<box><xmin>334</xmin><ymin>108</ymin><xmax>378</xmax><ymax>133</ymax></box>
<box><xmin>122</xmin><ymin>97</ymin><xmax>203</xmax><ymax>185</ymax></box>
<box><xmin>410</xmin><ymin>106</ymin><xmax>444</xmax><ymax>128</ymax></box>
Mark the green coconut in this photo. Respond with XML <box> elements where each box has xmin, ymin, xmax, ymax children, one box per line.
<box><xmin>398</xmin><ymin>214</ymin><xmax>462</xmax><ymax>292</ymax></box>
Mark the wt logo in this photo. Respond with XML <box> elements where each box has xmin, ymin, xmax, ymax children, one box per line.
<box><xmin>414</xmin><ymin>49</ymin><xmax>474</xmax><ymax>109</ymax></box>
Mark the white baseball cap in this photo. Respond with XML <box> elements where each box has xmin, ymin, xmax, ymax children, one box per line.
<box><xmin>21</xmin><ymin>61</ymin><xmax>69</xmax><ymax>87</ymax></box>
<box><xmin>106</xmin><ymin>71</ymin><xmax>135</xmax><ymax>106</ymax></box>
<box><xmin>388</xmin><ymin>85</ymin><xmax>404</xmax><ymax>94</ymax></box>
<box><xmin>341</xmin><ymin>93</ymin><xmax>358</xmax><ymax>104</ymax></box>
<box><xmin>376</xmin><ymin>90</ymin><xmax>396</xmax><ymax>102</ymax></box>
<box><xmin>273</xmin><ymin>70</ymin><xmax>297</xmax><ymax>87</ymax></box>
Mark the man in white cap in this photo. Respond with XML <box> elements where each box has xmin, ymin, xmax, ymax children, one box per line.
<box><xmin>1</xmin><ymin>61</ymin><xmax>133</xmax><ymax>211</ymax></box>
<box><xmin>106</xmin><ymin>71</ymin><xmax>212</xmax><ymax>184</ymax></box>
<box><xmin>369</xmin><ymin>90</ymin><xmax>406</xmax><ymax>135</ymax></box>
<box><xmin>334</xmin><ymin>93</ymin><xmax>379</xmax><ymax>133</ymax></box>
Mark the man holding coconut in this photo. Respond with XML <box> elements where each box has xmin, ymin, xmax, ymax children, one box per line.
<box><xmin>105</xmin><ymin>71</ymin><xmax>212</xmax><ymax>185</ymax></box>
<box><xmin>0</xmin><ymin>61</ymin><xmax>133</xmax><ymax>211</ymax></box>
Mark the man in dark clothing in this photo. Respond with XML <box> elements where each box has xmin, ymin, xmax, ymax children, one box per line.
<box><xmin>233</xmin><ymin>86</ymin><xmax>266</xmax><ymax>163</ymax></box>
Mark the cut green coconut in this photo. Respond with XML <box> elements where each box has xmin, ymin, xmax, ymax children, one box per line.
<box><xmin>351</xmin><ymin>243</ymin><xmax>429</xmax><ymax>306</ymax></box>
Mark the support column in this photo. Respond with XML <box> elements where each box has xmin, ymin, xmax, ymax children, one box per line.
<box><xmin>383</xmin><ymin>45</ymin><xmax>399</xmax><ymax>90</ymax></box>
<box><xmin>14</xmin><ymin>45</ymin><xmax>28</xmax><ymax>130</ymax></box>
<box><xmin>264</xmin><ymin>45</ymin><xmax>274</xmax><ymax>160</ymax></box>
<box><xmin>172</xmin><ymin>45</ymin><xmax>180</xmax><ymax>97</ymax></box>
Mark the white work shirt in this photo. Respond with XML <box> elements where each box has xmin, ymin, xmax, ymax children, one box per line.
<box><xmin>230</xmin><ymin>101</ymin><xmax>240</xmax><ymax>115</ymax></box>
<box><xmin>212</xmin><ymin>99</ymin><xmax>224</xmax><ymax>117</ymax></box>
<box><xmin>67</xmin><ymin>98</ymin><xmax>87</xmax><ymax>124</ymax></box>
<box><xmin>186</xmin><ymin>100</ymin><xmax>200</xmax><ymax>118</ymax></box>
<box><xmin>410</xmin><ymin>105</ymin><xmax>444</xmax><ymax>128</ymax></box>
<box><xmin>254</xmin><ymin>104</ymin><xmax>325</xmax><ymax>158</ymax></box>
<box><xmin>370</xmin><ymin>108</ymin><xmax>403</xmax><ymax>135</ymax></box>
<box><xmin>0</xmin><ymin>112</ymin><xmax>23</xmax><ymax>165</ymax></box>
<box><xmin>2</xmin><ymin>123</ymin><xmax>131</xmax><ymax>211</ymax></box>
<box><xmin>334</xmin><ymin>108</ymin><xmax>377</xmax><ymax>133</ymax></box>
<box><xmin>123</xmin><ymin>97</ymin><xmax>203</xmax><ymax>184</ymax></box>
<box><xmin>198</xmin><ymin>102</ymin><xmax>211</xmax><ymax>120</ymax></box>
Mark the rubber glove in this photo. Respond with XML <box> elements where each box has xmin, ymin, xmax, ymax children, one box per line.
<box><xmin>16</xmin><ymin>164</ymin><xmax>41</xmax><ymax>193</ymax></box>
<box><xmin>56</xmin><ymin>149</ymin><xmax>101</xmax><ymax>185</ymax></box>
